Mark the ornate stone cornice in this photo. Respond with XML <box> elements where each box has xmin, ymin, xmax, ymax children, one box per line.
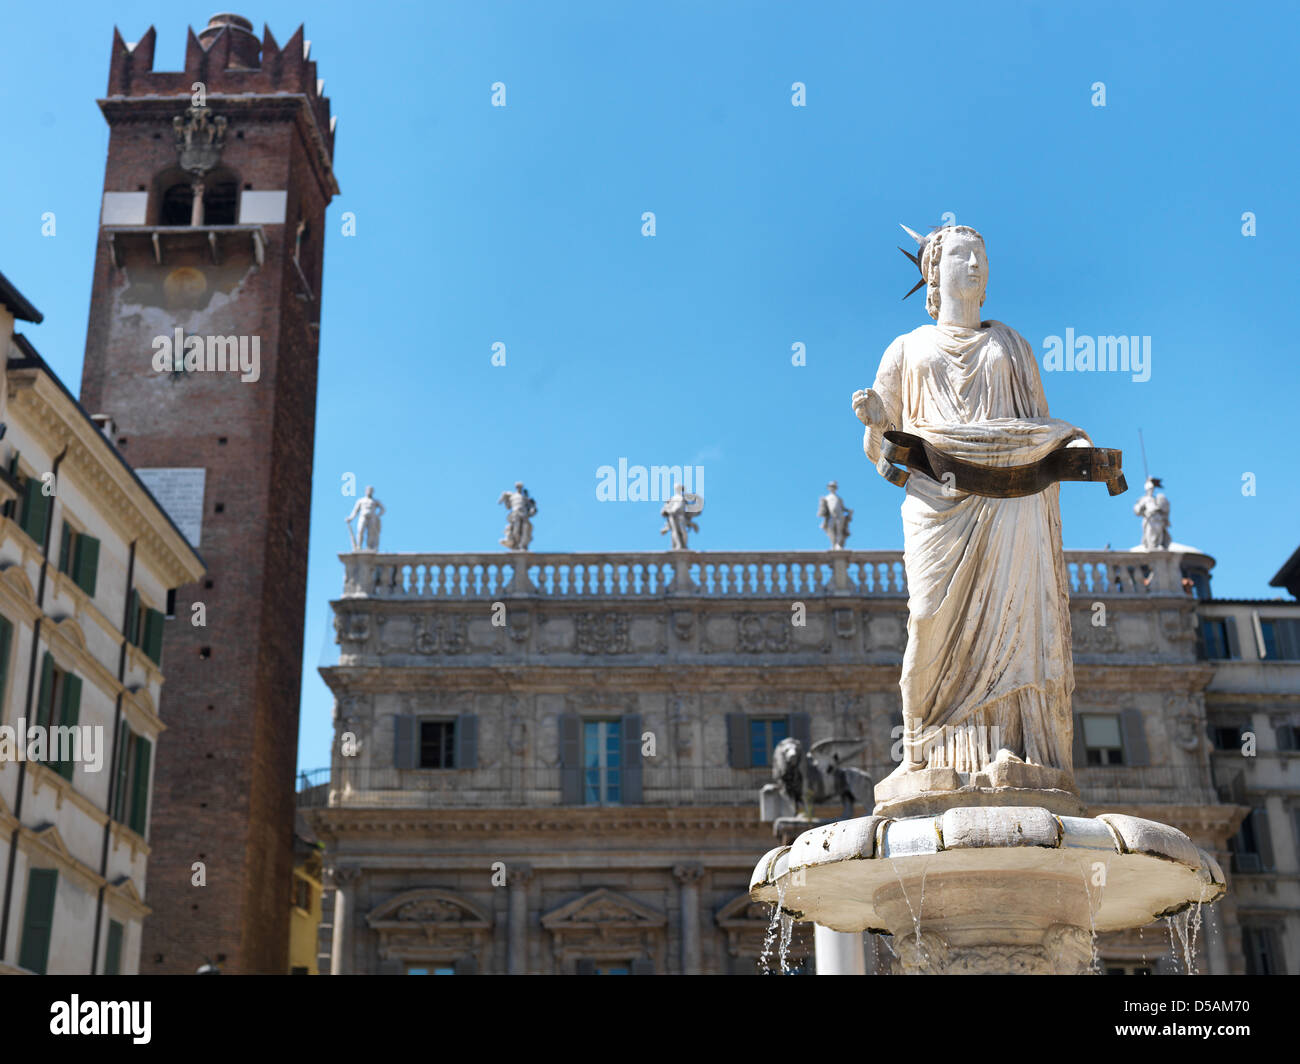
<box><xmin>5</xmin><ymin>370</ymin><xmax>204</xmax><ymax>589</ymax></box>
<box><xmin>304</xmin><ymin>805</ymin><xmax>776</xmax><ymax>841</ymax></box>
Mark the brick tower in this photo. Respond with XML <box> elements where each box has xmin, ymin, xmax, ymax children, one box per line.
<box><xmin>79</xmin><ymin>14</ymin><xmax>337</xmax><ymax>973</ymax></box>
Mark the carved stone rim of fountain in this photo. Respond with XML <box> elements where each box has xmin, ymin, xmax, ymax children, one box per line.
<box><xmin>749</xmin><ymin>806</ymin><xmax>1226</xmax><ymax>974</ymax></box>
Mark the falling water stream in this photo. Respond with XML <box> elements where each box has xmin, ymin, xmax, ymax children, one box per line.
<box><xmin>760</xmin><ymin>881</ymin><xmax>786</xmax><ymax>974</ymax></box>
<box><xmin>1165</xmin><ymin>902</ymin><xmax>1204</xmax><ymax>975</ymax></box>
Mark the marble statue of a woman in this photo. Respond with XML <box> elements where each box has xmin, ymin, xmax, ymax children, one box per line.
<box><xmin>853</xmin><ymin>226</ymin><xmax>1120</xmax><ymax>804</ymax></box>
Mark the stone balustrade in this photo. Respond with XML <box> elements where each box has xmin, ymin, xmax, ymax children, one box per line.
<box><xmin>340</xmin><ymin>549</ymin><xmax>1192</xmax><ymax>601</ymax></box>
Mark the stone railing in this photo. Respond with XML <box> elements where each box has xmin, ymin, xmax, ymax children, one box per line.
<box><xmin>340</xmin><ymin>549</ymin><xmax>1194</xmax><ymax>602</ymax></box>
<box><xmin>341</xmin><ymin>550</ymin><xmax>909</xmax><ymax>600</ymax></box>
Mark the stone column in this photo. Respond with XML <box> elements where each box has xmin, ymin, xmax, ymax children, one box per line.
<box><xmin>673</xmin><ymin>863</ymin><xmax>705</xmax><ymax>974</ymax></box>
<box><xmin>329</xmin><ymin>866</ymin><xmax>361</xmax><ymax>976</ymax></box>
<box><xmin>190</xmin><ymin>178</ymin><xmax>205</xmax><ymax>227</ymax></box>
<box><xmin>814</xmin><ymin>926</ymin><xmax>867</xmax><ymax>975</ymax></box>
<box><xmin>508</xmin><ymin>864</ymin><xmax>534</xmax><ymax>975</ymax></box>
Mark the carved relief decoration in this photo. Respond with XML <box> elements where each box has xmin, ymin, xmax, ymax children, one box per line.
<box><xmin>575</xmin><ymin>612</ymin><xmax>631</xmax><ymax>654</ymax></box>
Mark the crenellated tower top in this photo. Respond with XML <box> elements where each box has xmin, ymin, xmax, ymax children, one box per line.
<box><xmin>106</xmin><ymin>13</ymin><xmax>335</xmax><ymax>177</ymax></box>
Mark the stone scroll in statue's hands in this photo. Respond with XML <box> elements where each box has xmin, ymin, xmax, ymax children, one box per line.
<box><xmin>879</xmin><ymin>420</ymin><xmax>1127</xmax><ymax>498</ymax></box>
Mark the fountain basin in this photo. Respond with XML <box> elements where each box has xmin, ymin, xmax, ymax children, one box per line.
<box><xmin>750</xmin><ymin>806</ymin><xmax>1225</xmax><ymax>974</ymax></box>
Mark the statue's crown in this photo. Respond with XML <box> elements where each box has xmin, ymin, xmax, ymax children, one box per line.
<box><xmin>897</xmin><ymin>223</ymin><xmax>940</xmax><ymax>300</ymax></box>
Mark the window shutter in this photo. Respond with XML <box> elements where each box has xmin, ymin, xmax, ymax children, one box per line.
<box><xmin>1224</xmin><ymin>616</ymin><xmax>1241</xmax><ymax>659</ymax></box>
<box><xmin>129</xmin><ymin>737</ymin><xmax>152</xmax><ymax>836</ymax></box>
<box><xmin>59</xmin><ymin>522</ymin><xmax>72</xmax><ymax>574</ymax></box>
<box><xmin>631</xmin><ymin>957</ymin><xmax>654</xmax><ymax>975</ymax></box>
<box><xmin>126</xmin><ymin>590</ymin><xmax>140</xmax><ymax>646</ymax></box>
<box><xmin>455</xmin><ymin>714</ymin><xmax>478</xmax><ymax>770</ymax></box>
<box><xmin>1071</xmin><ymin>713</ymin><xmax>1088</xmax><ymax>768</ymax></box>
<box><xmin>55</xmin><ymin>673</ymin><xmax>82</xmax><ymax>780</ymax></box>
<box><xmin>574</xmin><ymin>958</ymin><xmax>596</xmax><ymax>975</ymax></box>
<box><xmin>21</xmin><ymin>476</ymin><xmax>50</xmax><ymax>545</ymax></box>
<box><xmin>788</xmin><ymin>712</ymin><xmax>812</xmax><ymax>749</ymax></box>
<box><xmin>1253</xmin><ymin>808</ymin><xmax>1275</xmax><ymax>871</ymax></box>
<box><xmin>144</xmin><ymin>608</ymin><xmax>164</xmax><ymax>665</ymax></box>
<box><xmin>1119</xmin><ymin>708</ymin><xmax>1149</xmax><ymax>767</ymax></box>
<box><xmin>621</xmin><ymin>713</ymin><xmax>643</xmax><ymax>805</ymax></box>
<box><xmin>455</xmin><ymin>953</ymin><xmax>478</xmax><ymax>975</ymax></box>
<box><xmin>1279</xmin><ymin>619</ymin><xmax>1300</xmax><ymax>661</ymax></box>
<box><xmin>393</xmin><ymin>715</ymin><xmax>417</xmax><ymax>769</ymax></box>
<box><xmin>105</xmin><ymin>920</ymin><xmax>124</xmax><ymax>976</ymax></box>
<box><xmin>74</xmin><ymin>535</ymin><xmax>99</xmax><ymax>597</ymax></box>
<box><xmin>0</xmin><ymin>614</ymin><xmax>12</xmax><ymax>702</ymax></box>
<box><xmin>1</xmin><ymin>451</ymin><xmax>16</xmax><ymax>519</ymax></box>
<box><xmin>726</xmin><ymin>713</ymin><xmax>750</xmax><ymax>768</ymax></box>
<box><xmin>559</xmin><ymin>713</ymin><xmax>581</xmax><ymax>805</ymax></box>
<box><xmin>35</xmin><ymin>651</ymin><xmax>55</xmax><ymax>728</ymax></box>
<box><xmin>114</xmin><ymin>727</ymin><xmax>133</xmax><ymax>822</ymax></box>
<box><xmin>18</xmin><ymin>868</ymin><xmax>58</xmax><ymax>975</ymax></box>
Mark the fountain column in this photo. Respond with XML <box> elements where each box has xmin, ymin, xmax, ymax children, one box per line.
<box><xmin>507</xmin><ymin>864</ymin><xmax>534</xmax><ymax>974</ymax></box>
<box><xmin>673</xmin><ymin>863</ymin><xmax>705</xmax><ymax>974</ymax></box>
<box><xmin>814</xmin><ymin>926</ymin><xmax>867</xmax><ymax>975</ymax></box>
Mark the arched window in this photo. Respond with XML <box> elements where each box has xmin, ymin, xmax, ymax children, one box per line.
<box><xmin>204</xmin><ymin>180</ymin><xmax>239</xmax><ymax>225</ymax></box>
<box><xmin>153</xmin><ymin>166</ymin><xmax>240</xmax><ymax>226</ymax></box>
<box><xmin>160</xmin><ymin>182</ymin><xmax>194</xmax><ymax>226</ymax></box>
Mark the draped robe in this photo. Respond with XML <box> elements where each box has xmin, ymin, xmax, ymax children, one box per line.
<box><xmin>866</xmin><ymin>321</ymin><xmax>1085</xmax><ymax>772</ymax></box>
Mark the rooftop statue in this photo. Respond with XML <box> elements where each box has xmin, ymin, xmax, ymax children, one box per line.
<box><xmin>1133</xmin><ymin>476</ymin><xmax>1172</xmax><ymax>550</ymax></box>
<box><xmin>498</xmin><ymin>482</ymin><xmax>537</xmax><ymax>551</ymax></box>
<box><xmin>345</xmin><ymin>486</ymin><xmax>384</xmax><ymax>551</ymax></box>
<box><xmin>660</xmin><ymin>483</ymin><xmax>703</xmax><ymax>550</ymax></box>
<box><xmin>817</xmin><ymin>480</ymin><xmax>853</xmax><ymax>549</ymax></box>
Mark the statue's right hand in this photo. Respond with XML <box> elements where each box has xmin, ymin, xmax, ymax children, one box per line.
<box><xmin>852</xmin><ymin>388</ymin><xmax>885</xmax><ymax>427</ymax></box>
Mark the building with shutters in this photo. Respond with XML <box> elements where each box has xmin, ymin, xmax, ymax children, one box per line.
<box><xmin>0</xmin><ymin>270</ymin><xmax>205</xmax><ymax>974</ymax></box>
<box><xmin>303</xmin><ymin>543</ymin><xmax>1298</xmax><ymax>974</ymax></box>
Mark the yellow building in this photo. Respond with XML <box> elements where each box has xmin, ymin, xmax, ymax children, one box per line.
<box><xmin>289</xmin><ymin>815</ymin><xmax>323</xmax><ymax>974</ymax></box>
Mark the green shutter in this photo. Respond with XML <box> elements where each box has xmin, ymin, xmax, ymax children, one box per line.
<box><xmin>59</xmin><ymin>522</ymin><xmax>73</xmax><ymax>574</ymax></box>
<box><xmin>73</xmin><ymin>535</ymin><xmax>99</xmax><ymax>597</ymax></box>
<box><xmin>20</xmin><ymin>476</ymin><xmax>50</xmax><ymax>545</ymax></box>
<box><xmin>18</xmin><ymin>868</ymin><xmax>58</xmax><ymax>975</ymax></box>
<box><xmin>144</xmin><ymin>608</ymin><xmax>164</xmax><ymax>666</ymax></box>
<box><xmin>126</xmin><ymin>590</ymin><xmax>140</xmax><ymax>646</ymax></box>
<box><xmin>129</xmin><ymin>736</ymin><xmax>152</xmax><ymax>836</ymax></box>
<box><xmin>114</xmin><ymin>728</ymin><xmax>133</xmax><ymax>823</ymax></box>
<box><xmin>36</xmin><ymin>651</ymin><xmax>55</xmax><ymax>729</ymax></box>
<box><xmin>105</xmin><ymin>920</ymin><xmax>124</xmax><ymax>976</ymax></box>
<box><xmin>0</xmin><ymin>614</ymin><xmax>12</xmax><ymax>709</ymax></box>
<box><xmin>54</xmin><ymin>673</ymin><xmax>82</xmax><ymax>780</ymax></box>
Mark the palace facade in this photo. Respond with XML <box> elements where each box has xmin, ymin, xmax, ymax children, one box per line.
<box><xmin>303</xmin><ymin>543</ymin><xmax>1299</xmax><ymax>974</ymax></box>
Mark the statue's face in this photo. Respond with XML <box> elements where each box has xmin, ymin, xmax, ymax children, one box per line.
<box><xmin>937</xmin><ymin>231</ymin><xmax>987</xmax><ymax>304</ymax></box>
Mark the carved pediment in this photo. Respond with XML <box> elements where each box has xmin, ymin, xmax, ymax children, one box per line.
<box><xmin>715</xmin><ymin>892</ymin><xmax>773</xmax><ymax>929</ymax></box>
<box><xmin>542</xmin><ymin>888</ymin><xmax>665</xmax><ymax>930</ymax></box>
<box><xmin>0</xmin><ymin>563</ymin><xmax>37</xmax><ymax>603</ymax></box>
<box><xmin>368</xmin><ymin>888</ymin><xmax>491</xmax><ymax>930</ymax></box>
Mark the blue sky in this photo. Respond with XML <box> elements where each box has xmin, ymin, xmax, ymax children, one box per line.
<box><xmin>3</xmin><ymin>1</ymin><xmax>1296</xmax><ymax>774</ymax></box>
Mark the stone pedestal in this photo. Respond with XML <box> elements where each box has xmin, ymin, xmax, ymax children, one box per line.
<box><xmin>751</xmin><ymin>806</ymin><xmax>1225</xmax><ymax>975</ymax></box>
<box><xmin>872</xmin><ymin>761</ymin><xmax>1085</xmax><ymax>818</ymax></box>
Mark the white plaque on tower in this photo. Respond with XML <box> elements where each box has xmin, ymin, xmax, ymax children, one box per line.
<box><xmin>137</xmin><ymin>467</ymin><xmax>207</xmax><ymax>548</ymax></box>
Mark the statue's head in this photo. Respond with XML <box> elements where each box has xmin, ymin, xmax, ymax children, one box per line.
<box><xmin>364</xmin><ymin>485</ymin><xmax>374</xmax><ymax>497</ymax></box>
<box><xmin>922</xmin><ymin>225</ymin><xmax>987</xmax><ymax>321</ymax></box>
<box><xmin>1145</xmin><ymin>477</ymin><xmax>1164</xmax><ymax>494</ymax></box>
<box><xmin>515</xmin><ymin>481</ymin><xmax>523</xmax><ymax>491</ymax></box>
<box><xmin>827</xmin><ymin>480</ymin><xmax>838</xmax><ymax>491</ymax></box>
